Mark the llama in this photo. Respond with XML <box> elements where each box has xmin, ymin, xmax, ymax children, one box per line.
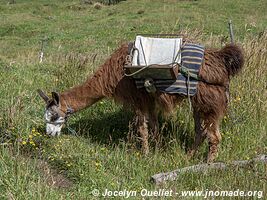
<box><xmin>38</xmin><ymin>42</ymin><xmax>244</xmax><ymax>162</ymax></box>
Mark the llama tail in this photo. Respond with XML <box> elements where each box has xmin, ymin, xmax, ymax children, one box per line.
<box><xmin>219</xmin><ymin>44</ymin><xmax>244</xmax><ymax>76</ymax></box>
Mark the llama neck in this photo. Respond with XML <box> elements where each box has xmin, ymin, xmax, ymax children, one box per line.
<box><xmin>59</xmin><ymin>77</ymin><xmax>104</xmax><ymax>113</ymax></box>
<box><xmin>58</xmin><ymin>43</ymin><xmax>128</xmax><ymax>113</ymax></box>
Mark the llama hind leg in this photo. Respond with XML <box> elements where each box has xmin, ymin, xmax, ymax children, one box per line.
<box><xmin>188</xmin><ymin>111</ymin><xmax>207</xmax><ymax>158</ymax></box>
<box><xmin>148</xmin><ymin>110</ymin><xmax>160</xmax><ymax>145</ymax></box>
<box><xmin>206</xmin><ymin>119</ymin><xmax>222</xmax><ymax>163</ymax></box>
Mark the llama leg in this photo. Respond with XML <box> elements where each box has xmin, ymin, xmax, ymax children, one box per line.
<box><xmin>148</xmin><ymin>110</ymin><xmax>159</xmax><ymax>144</ymax></box>
<box><xmin>137</xmin><ymin>113</ymin><xmax>149</xmax><ymax>155</ymax></box>
<box><xmin>127</xmin><ymin>114</ymin><xmax>138</xmax><ymax>144</ymax></box>
<box><xmin>206</xmin><ymin>119</ymin><xmax>221</xmax><ymax>163</ymax></box>
<box><xmin>188</xmin><ymin>111</ymin><xmax>207</xmax><ymax>157</ymax></box>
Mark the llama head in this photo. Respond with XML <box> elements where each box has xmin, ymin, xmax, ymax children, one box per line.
<box><xmin>37</xmin><ymin>89</ymin><xmax>71</xmax><ymax>136</ymax></box>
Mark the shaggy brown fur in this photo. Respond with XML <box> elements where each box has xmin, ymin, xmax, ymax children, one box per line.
<box><xmin>43</xmin><ymin>43</ymin><xmax>244</xmax><ymax>162</ymax></box>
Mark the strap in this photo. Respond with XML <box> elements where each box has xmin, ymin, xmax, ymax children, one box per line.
<box><xmin>179</xmin><ymin>65</ymin><xmax>200</xmax><ymax>80</ymax></box>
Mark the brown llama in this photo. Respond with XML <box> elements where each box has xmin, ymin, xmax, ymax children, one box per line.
<box><xmin>38</xmin><ymin>43</ymin><xmax>244</xmax><ymax>162</ymax></box>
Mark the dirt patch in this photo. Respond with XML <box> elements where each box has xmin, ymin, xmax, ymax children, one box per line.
<box><xmin>37</xmin><ymin>159</ymin><xmax>73</xmax><ymax>189</ymax></box>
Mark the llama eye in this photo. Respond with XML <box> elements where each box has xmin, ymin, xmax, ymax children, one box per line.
<box><xmin>51</xmin><ymin>113</ymin><xmax>59</xmax><ymax>121</ymax></box>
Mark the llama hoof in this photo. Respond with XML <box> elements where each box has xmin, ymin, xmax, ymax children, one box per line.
<box><xmin>206</xmin><ymin>153</ymin><xmax>217</xmax><ymax>163</ymax></box>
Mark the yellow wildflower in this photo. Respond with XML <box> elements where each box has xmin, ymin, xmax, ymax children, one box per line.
<box><xmin>95</xmin><ymin>162</ymin><xmax>101</xmax><ymax>167</ymax></box>
<box><xmin>29</xmin><ymin>141</ymin><xmax>35</xmax><ymax>146</ymax></box>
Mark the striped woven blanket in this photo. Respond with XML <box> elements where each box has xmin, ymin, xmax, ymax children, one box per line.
<box><xmin>135</xmin><ymin>43</ymin><xmax>204</xmax><ymax>96</ymax></box>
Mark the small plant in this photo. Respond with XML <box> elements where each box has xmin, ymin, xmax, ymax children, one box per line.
<box><xmin>19</xmin><ymin>128</ymin><xmax>47</xmax><ymax>153</ymax></box>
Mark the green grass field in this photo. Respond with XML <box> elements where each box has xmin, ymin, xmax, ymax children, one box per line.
<box><xmin>0</xmin><ymin>0</ymin><xmax>266</xmax><ymax>199</ymax></box>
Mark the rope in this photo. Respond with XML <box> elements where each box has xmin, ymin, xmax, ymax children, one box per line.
<box><xmin>181</xmin><ymin>68</ymin><xmax>193</xmax><ymax>137</ymax></box>
<box><xmin>62</xmin><ymin>100</ymin><xmax>76</xmax><ymax>135</ymax></box>
<box><xmin>66</xmin><ymin>124</ymin><xmax>77</xmax><ymax>136</ymax></box>
<box><xmin>125</xmin><ymin>62</ymin><xmax>181</xmax><ymax>77</ymax></box>
<box><xmin>186</xmin><ymin>69</ymin><xmax>192</xmax><ymax>112</ymax></box>
<box><xmin>179</xmin><ymin>65</ymin><xmax>200</xmax><ymax>80</ymax></box>
<box><xmin>124</xmin><ymin>64</ymin><xmax>153</xmax><ymax>77</ymax></box>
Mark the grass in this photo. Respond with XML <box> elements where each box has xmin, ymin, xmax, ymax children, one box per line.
<box><xmin>0</xmin><ymin>0</ymin><xmax>267</xmax><ymax>199</ymax></box>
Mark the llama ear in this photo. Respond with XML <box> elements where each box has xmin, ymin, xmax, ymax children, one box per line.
<box><xmin>51</xmin><ymin>92</ymin><xmax>60</xmax><ymax>106</ymax></box>
<box><xmin>37</xmin><ymin>89</ymin><xmax>49</xmax><ymax>103</ymax></box>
